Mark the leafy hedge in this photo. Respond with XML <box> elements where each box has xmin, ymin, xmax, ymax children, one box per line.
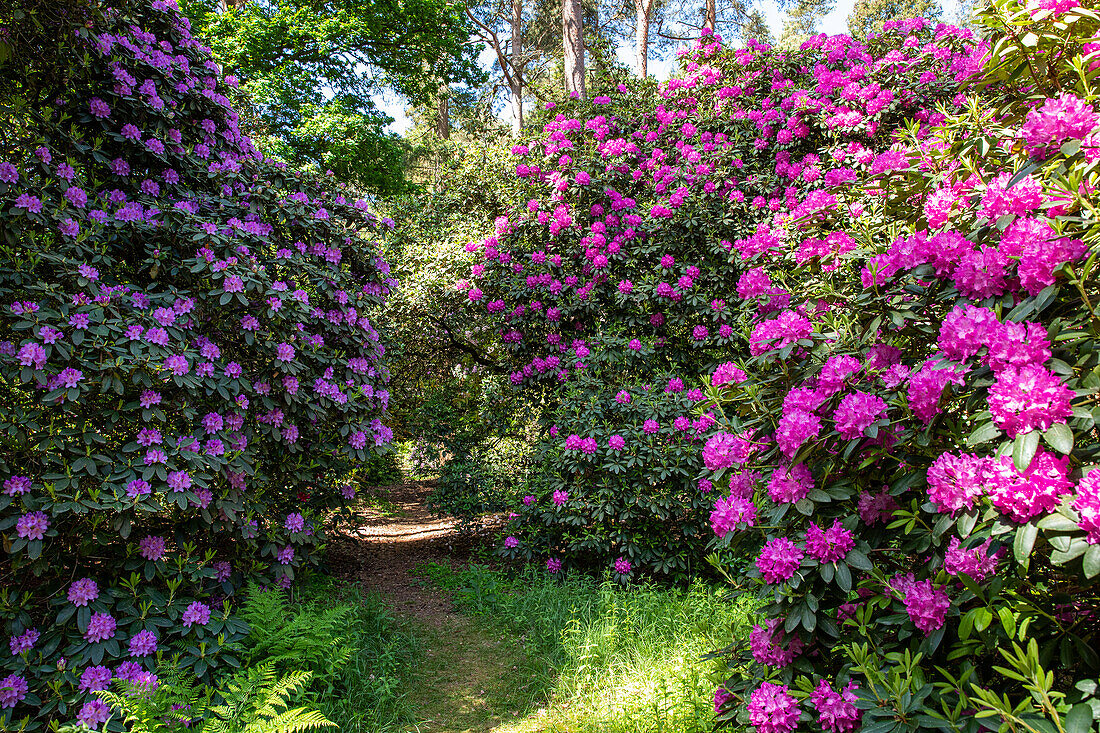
<box><xmin>0</xmin><ymin>0</ymin><xmax>392</xmax><ymax>727</ymax></box>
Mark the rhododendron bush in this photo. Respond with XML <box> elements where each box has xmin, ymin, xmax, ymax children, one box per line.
<box><xmin>467</xmin><ymin>0</ymin><xmax>1100</xmax><ymax>727</ymax></box>
<box><xmin>0</xmin><ymin>0</ymin><xmax>392</xmax><ymax>726</ymax></box>
<box><xmin>473</xmin><ymin>13</ymin><xmax>982</xmax><ymax>578</ymax></box>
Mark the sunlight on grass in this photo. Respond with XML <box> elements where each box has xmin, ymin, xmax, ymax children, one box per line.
<box><xmin>418</xmin><ymin>563</ymin><xmax>754</xmax><ymax>733</ymax></box>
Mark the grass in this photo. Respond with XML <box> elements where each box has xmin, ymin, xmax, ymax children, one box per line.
<box><xmin>417</xmin><ymin>562</ymin><xmax>754</xmax><ymax>733</ymax></box>
<box><xmin>290</xmin><ymin>576</ymin><xmax>420</xmax><ymax>732</ymax></box>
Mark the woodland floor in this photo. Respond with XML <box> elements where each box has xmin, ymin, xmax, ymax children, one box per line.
<box><xmin>327</xmin><ymin>481</ymin><xmax>547</xmax><ymax>733</ymax></box>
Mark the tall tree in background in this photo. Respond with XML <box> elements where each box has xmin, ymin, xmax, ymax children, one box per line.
<box><xmin>632</xmin><ymin>0</ymin><xmax>658</xmax><ymax>76</ymax></box>
<box><xmin>181</xmin><ymin>0</ymin><xmax>484</xmax><ymax>192</ymax></box>
<box><xmin>779</xmin><ymin>0</ymin><xmax>834</xmax><ymax>46</ymax></box>
<box><xmin>652</xmin><ymin>0</ymin><xmax>772</xmax><ymax>46</ymax></box>
<box><xmin>563</xmin><ymin>0</ymin><xmax>586</xmax><ymax>97</ymax></box>
<box><xmin>467</xmin><ymin>0</ymin><xmax>538</xmax><ymax>133</ymax></box>
<box><xmin>847</xmin><ymin>0</ymin><xmax>941</xmax><ymax>37</ymax></box>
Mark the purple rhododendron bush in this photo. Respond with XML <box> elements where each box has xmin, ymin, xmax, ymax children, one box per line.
<box><xmin>467</xmin><ymin>0</ymin><xmax>1100</xmax><ymax>729</ymax></box>
<box><xmin>0</xmin><ymin>0</ymin><xmax>394</xmax><ymax>726</ymax></box>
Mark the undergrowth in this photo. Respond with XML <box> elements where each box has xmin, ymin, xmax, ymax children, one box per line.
<box><xmin>418</xmin><ymin>562</ymin><xmax>754</xmax><ymax>733</ymax></box>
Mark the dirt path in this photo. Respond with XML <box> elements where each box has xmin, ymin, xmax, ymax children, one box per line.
<box><xmin>326</xmin><ymin>481</ymin><xmax>538</xmax><ymax>733</ymax></box>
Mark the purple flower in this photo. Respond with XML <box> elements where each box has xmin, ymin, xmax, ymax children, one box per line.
<box><xmin>14</xmin><ymin>194</ymin><xmax>42</xmax><ymax>213</ymax></box>
<box><xmin>139</xmin><ymin>535</ymin><xmax>166</xmax><ymax>561</ymax></box>
<box><xmin>126</xmin><ymin>479</ymin><xmax>151</xmax><ymax>498</ymax></box>
<box><xmin>16</xmin><ymin>511</ymin><xmax>48</xmax><ymax>540</ymax></box>
<box><xmin>16</xmin><ymin>342</ymin><xmax>46</xmax><ymax>369</ymax></box>
<box><xmin>85</xmin><ymin>612</ymin><xmax>117</xmax><ymax>643</ymax></box>
<box><xmin>805</xmin><ymin>520</ymin><xmax>855</xmax><ymax>563</ymax></box>
<box><xmin>504</xmin><ymin>536</ymin><xmax>519</xmax><ymax>548</ymax></box>
<box><xmin>0</xmin><ymin>674</ymin><xmax>28</xmax><ymax>709</ymax></box>
<box><xmin>277</xmin><ymin>545</ymin><xmax>295</xmax><ymax>564</ymax></box>
<box><xmin>77</xmin><ymin>699</ymin><xmax>112</xmax><ymax>728</ymax></box>
<box><xmin>164</xmin><ymin>354</ymin><xmax>190</xmax><ymax>376</ymax></box>
<box><xmin>182</xmin><ymin>601</ymin><xmax>211</xmax><ymax>628</ymax></box>
<box><xmin>275</xmin><ymin>342</ymin><xmax>295</xmax><ymax>362</ymax></box>
<box><xmin>129</xmin><ymin>629</ymin><xmax>158</xmax><ymax>657</ymax></box>
<box><xmin>79</xmin><ymin>665</ymin><xmax>113</xmax><ymax>692</ymax></box>
<box><xmin>614</xmin><ymin>557</ymin><xmax>631</xmax><ymax>574</ymax></box>
<box><xmin>9</xmin><ymin>628</ymin><xmax>38</xmax><ymax>656</ymax></box>
<box><xmin>0</xmin><ymin>162</ymin><xmax>18</xmax><ymax>183</ymax></box>
<box><xmin>88</xmin><ymin>97</ymin><xmax>111</xmax><ymax>118</ymax></box>
<box><xmin>546</xmin><ymin>557</ymin><xmax>562</xmax><ymax>574</ymax></box>
<box><xmin>4</xmin><ymin>476</ymin><xmax>32</xmax><ymax>495</ymax></box>
<box><xmin>285</xmin><ymin>512</ymin><xmax>305</xmax><ymax>532</ymax></box>
<box><xmin>68</xmin><ymin>578</ymin><xmax>99</xmax><ymax>606</ymax></box>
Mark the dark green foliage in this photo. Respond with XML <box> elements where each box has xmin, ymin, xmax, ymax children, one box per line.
<box><xmin>180</xmin><ymin>0</ymin><xmax>487</xmax><ymax>192</ymax></box>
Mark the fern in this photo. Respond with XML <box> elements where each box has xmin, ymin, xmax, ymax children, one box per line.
<box><xmin>203</xmin><ymin>660</ymin><xmax>335</xmax><ymax>733</ymax></box>
<box><xmin>94</xmin><ymin>665</ymin><xmax>212</xmax><ymax>732</ymax></box>
<box><xmin>239</xmin><ymin>584</ymin><xmax>353</xmax><ymax>681</ymax></box>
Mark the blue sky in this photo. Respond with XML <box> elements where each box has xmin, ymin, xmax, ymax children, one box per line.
<box><xmin>377</xmin><ymin>0</ymin><xmax>959</xmax><ymax>133</ymax></box>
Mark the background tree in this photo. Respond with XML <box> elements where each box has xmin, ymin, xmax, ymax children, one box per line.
<box><xmin>847</xmin><ymin>0</ymin><xmax>941</xmax><ymax>37</ymax></box>
<box><xmin>180</xmin><ymin>0</ymin><xmax>485</xmax><ymax>192</ymax></box>
<box><xmin>563</xmin><ymin>0</ymin><xmax>586</xmax><ymax>97</ymax></box>
<box><xmin>778</xmin><ymin>0</ymin><xmax>834</xmax><ymax>47</ymax></box>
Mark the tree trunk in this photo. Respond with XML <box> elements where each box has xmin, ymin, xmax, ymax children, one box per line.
<box><xmin>635</xmin><ymin>0</ymin><xmax>650</xmax><ymax>77</ymax></box>
<box><xmin>511</xmin><ymin>0</ymin><xmax>524</xmax><ymax>133</ymax></box>
<box><xmin>436</xmin><ymin>88</ymin><xmax>450</xmax><ymax>140</ymax></box>
<box><xmin>705</xmin><ymin>0</ymin><xmax>716</xmax><ymax>30</ymax></box>
<box><xmin>562</xmin><ymin>0</ymin><xmax>585</xmax><ymax>99</ymax></box>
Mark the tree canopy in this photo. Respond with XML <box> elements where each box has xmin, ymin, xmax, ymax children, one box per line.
<box><xmin>181</xmin><ymin>0</ymin><xmax>486</xmax><ymax>192</ymax></box>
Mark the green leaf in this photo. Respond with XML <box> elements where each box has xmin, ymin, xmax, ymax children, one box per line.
<box><xmin>1014</xmin><ymin>523</ymin><xmax>1039</xmax><ymax>566</ymax></box>
<box><xmin>967</xmin><ymin>422</ymin><xmax>1001</xmax><ymax>446</ymax></box>
<box><xmin>1042</xmin><ymin>423</ymin><xmax>1073</xmax><ymax>454</ymax></box>
<box><xmin>836</xmin><ymin>563</ymin><xmax>852</xmax><ymax>593</ymax></box>
<box><xmin>1084</xmin><ymin>545</ymin><xmax>1100</xmax><ymax>579</ymax></box>
<box><xmin>1013</xmin><ymin>431</ymin><xmax>1040</xmax><ymax>471</ymax></box>
<box><xmin>846</xmin><ymin>549</ymin><xmax>873</xmax><ymax>571</ymax></box>
<box><xmin>1065</xmin><ymin>704</ymin><xmax>1094</xmax><ymax>733</ymax></box>
<box><xmin>1037</xmin><ymin>513</ymin><xmax>1079</xmax><ymax>531</ymax></box>
<box><xmin>974</xmin><ymin>607</ymin><xmax>993</xmax><ymax>632</ymax></box>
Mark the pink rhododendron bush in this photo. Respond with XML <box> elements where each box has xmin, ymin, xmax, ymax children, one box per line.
<box><xmin>476</xmin><ymin>10</ymin><xmax>984</xmax><ymax>577</ymax></box>
<box><xmin>0</xmin><ymin>0</ymin><xmax>393</xmax><ymax>726</ymax></box>
<box><xmin>468</xmin><ymin>0</ymin><xmax>1100</xmax><ymax>728</ymax></box>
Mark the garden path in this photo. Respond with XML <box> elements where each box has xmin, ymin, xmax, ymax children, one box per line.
<box><xmin>328</xmin><ymin>481</ymin><xmax>539</xmax><ymax>733</ymax></box>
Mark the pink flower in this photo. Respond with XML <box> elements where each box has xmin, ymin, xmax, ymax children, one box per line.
<box><xmin>747</xmin><ymin>682</ymin><xmax>800</xmax><ymax>733</ymax></box>
<box><xmin>987</xmin><ymin>449</ymin><xmax>1072</xmax><ymax>522</ymax></box>
<box><xmin>988</xmin><ymin>365</ymin><xmax>1073</xmax><ymax>438</ymax></box>
<box><xmin>711</xmin><ymin>362</ymin><xmax>747</xmax><ymax>387</ymax></box>
<box><xmin>552</xmin><ymin>490</ymin><xmax>569</xmax><ymax>506</ymax></box>
<box><xmin>811</xmin><ymin>680</ymin><xmax>862</xmax><ymax>732</ymax></box>
<box><xmin>755</xmin><ymin>537</ymin><xmax>804</xmax><ymax>583</ymax></box>
<box><xmin>702</xmin><ymin>431</ymin><xmax>758</xmax><ymax>471</ymax></box>
<box><xmin>1020</xmin><ymin>93</ymin><xmax>1098</xmax><ymax>155</ymax></box>
<box><xmin>776</xmin><ymin>409</ymin><xmax>821</xmax><ymax>458</ymax></box>
<box><xmin>1077</xmin><ymin>470</ymin><xmax>1100</xmax><ymax>543</ymax></box>
<box><xmin>903</xmin><ymin>580</ymin><xmax>950</xmax><ymax>634</ymax></box>
<box><xmin>926</xmin><ymin>453</ymin><xmax>990</xmax><ymax>513</ymax></box>
<box><xmin>943</xmin><ymin>537</ymin><xmax>1000</xmax><ymax>582</ymax></box>
<box><xmin>805</xmin><ymin>520</ymin><xmax>854</xmax><ymax>562</ymax></box>
<box><xmin>504</xmin><ymin>536</ymin><xmax>519</xmax><ymax>548</ymax></box>
<box><xmin>711</xmin><ymin>494</ymin><xmax>757</xmax><ymax>537</ymax></box>
<box><xmin>546</xmin><ymin>557</ymin><xmax>562</xmax><ymax>573</ymax></box>
<box><xmin>833</xmin><ymin>391</ymin><xmax>887</xmax><ymax>440</ymax></box>
<box><xmin>749</xmin><ymin>618</ymin><xmax>803</xmax><ymax>667</ymax></box>
<box><xmin>908</xmin><ymin>359</ymin><xmax>966</xmax><ymax>424</ymax></box>
<box><xmin>614</xmin><ymin>557</ymin><xmax>631</xmax><ymax>574</ymax></box>
<box><xmin>767</xmin><ymin>463</ymin><xmax>814</xmax><ymax>504</ymax></box>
